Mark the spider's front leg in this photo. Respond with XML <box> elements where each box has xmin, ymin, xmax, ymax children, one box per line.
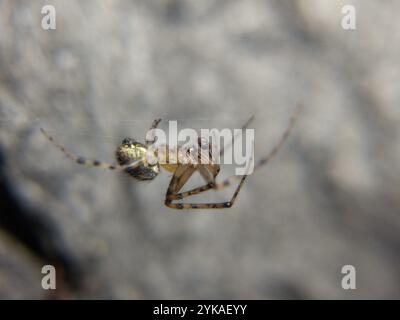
<box><xmin>40</xmin><ymin>128</ymin><xmax>139</xmax><ymax>171</ymax></box>
<box><xmin>145</xmin><ymin>118</ymin><xmax>162</xmax><ymax>146</ymax></box>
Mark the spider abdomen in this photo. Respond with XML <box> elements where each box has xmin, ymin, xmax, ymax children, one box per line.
<box><xmin>124</xmin><ymin>165</ymin><xmax>159</xmax><ymax>181</ymax></box>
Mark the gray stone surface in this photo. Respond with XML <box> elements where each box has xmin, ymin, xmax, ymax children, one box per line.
<box><xmin>0</xmin><ymin>0</ymin><xmax>399</xmax><ymax>299</ymax></box>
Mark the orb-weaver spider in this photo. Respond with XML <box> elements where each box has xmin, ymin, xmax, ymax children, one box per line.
<box><xmin>41</xmin><ymin>106</ymin><xmax>301</xmax><ymax>209</ymax></box>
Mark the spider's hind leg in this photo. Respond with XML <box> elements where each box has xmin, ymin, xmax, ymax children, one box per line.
<box><xmin>164</xmin><ymin>173</ymin><xmax>248</xmax><ymax>209</ymax></box>
<box><xmin>164</xmin><ymin>161</ymin><xmax>249</xmax><ymax>210</ymax></box>
<box><xmin>197</xmin><ymin>165</ymin><xmax>219</xmax><ymax>188</ymax></box>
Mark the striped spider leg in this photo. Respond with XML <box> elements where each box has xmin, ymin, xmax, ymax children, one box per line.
<box><xmin>40</xmin><ymin>128</ymin><xmax>140</xmax><ymax>171</ymax></box>
<box><xmin>41</xmin><ymin>118</ymin><xmax>164</xmax><ymax>181</ymax></box>
<box><xmin>164</xmin><ymin>105</ymin><xmax>302</xmax><ymax>209</ymax></box>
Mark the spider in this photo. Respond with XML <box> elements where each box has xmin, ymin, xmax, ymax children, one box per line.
<box><xmin>40</xmin><ymin>106</ymin><xmax>301</xmax><ymax>209</ymax></box>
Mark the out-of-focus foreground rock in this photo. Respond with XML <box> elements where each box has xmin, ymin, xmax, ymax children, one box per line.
<box><xmin>0</xmin><ymin>0</ymin><xmax>399</xmax><ymax>299</ymax></box>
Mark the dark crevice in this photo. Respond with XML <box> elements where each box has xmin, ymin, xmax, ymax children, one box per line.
<box><xmin>0</xmin><ymin>146</ymin><xmax>83</xmax><ymax>294</ymax></box>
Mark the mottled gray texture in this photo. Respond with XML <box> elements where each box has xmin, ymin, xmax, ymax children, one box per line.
<box><xmin>0</xmin><ymin>0</ymin><xmax>399</xmax><ymax>299</ymax></box>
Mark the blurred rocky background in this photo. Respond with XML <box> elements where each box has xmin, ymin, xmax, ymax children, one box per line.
<box><xmin>0</xmin><ymin>0</ymin><xmax>399</xmax><ymax>299</ymax></box>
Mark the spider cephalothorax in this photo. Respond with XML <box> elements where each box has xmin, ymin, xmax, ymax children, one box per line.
<box><xmin>116</xmin><ymin>138</ymin><xmax>159</xmax><ymax>180</ymax></box>
<box><xmin>41</xmin><ymin>108</ymin><xmax>301</xmax><ymax>209</ymax></box>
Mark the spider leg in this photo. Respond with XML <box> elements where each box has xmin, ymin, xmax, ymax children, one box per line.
<box><xmin>165</xmin><ymin>157</ymin><xmax>252</xmax><ymax>209</ymax></box>
<box><xmin>40</xmin><ymin>128</ymin><xmax>140</xmax><ymax>171</ymax></box>
<box><xmin>146</xmin><ymin>118</ymin><xmax>162</xmax><ymax>146</ymax></box>
<box><xmin>174</xmin><ymin>165</ymin><xmax>197</xmax><ymax>193</ymax></box>
<box><xmin>165</xmin><ymin>105</ymin><xmax>302</xmax><ymax>210</ymax></box>
<box><xmin>197</xmin><ymin>165</ymin><xmax>219</xmax><ymax>188</ymax></box>
<box><xmin>195</xmin><ymin>136</ymin><xmax>221</xmax><ymax>187</ymax></box>
<box><xmin>166</xmin><ymin>165</ymin><xmax>250</xmax><ymax>202</ymax></box>
<box><xmin>202</xmin><ymin>104</ymin><xmax>303</xmax><ymax>190</ymax></box>
<box><xmin>219</xmin><ymin>115</ymin><xmax>254</xmax><ymax>156</ymax></box>
<box><xmin>255</xmin><ymin>103</ymin><xmax>302</xmax><ymax>170</ymax></box>
<box><xmin>201</xmin><ymin>103</ymin><xmax>303</xmax><ymax>191</ymax></box>
<box><xmin>167</xmin><ymin>164</ymin><xmax>221</xmax><ymax>202</ymax></box>
<box><xmin>165</xmin><ymin>173</ymin><xmax>248</xmax><ymax>209</ymax></box>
